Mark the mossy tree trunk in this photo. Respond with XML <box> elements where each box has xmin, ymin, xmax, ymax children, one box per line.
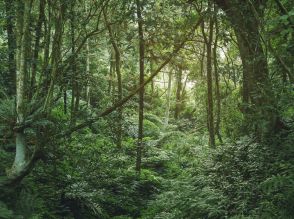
<box><xmin>214</xmin><ymin>0</ymin><xmax>277</xmax><ymax>137</ymax></box>
<box><xmin>12</xmin><ymin>0</ymin><xmax>32</xmax><ymax>174</ymax></box>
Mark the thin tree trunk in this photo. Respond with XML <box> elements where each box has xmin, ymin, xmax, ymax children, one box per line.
<box><xmin>4</xmin><ymin>0</ymin><xmax>16</xmax><ymax>96</ymax></box>
<box><xmin>41</xmin><ymin>2</ymin><xmax>51</xmax><ymax>92</ymax></box>
<box><xmin>201</xmin><ymin>1</ymin><xmax>216</xmax><ymax>148</ymax></box>
<box><xmin>213</xmin><ymin>12</ymin><xmax>223</xmax><ymax>144</ymax></box>
<box><xmin>174</xmin><ymin>66</ymin><xmax>183</xmax><ymax>120</ymax></box>
<box><xmin>86</xmin><ymin>38</ymin><xmax>91</xmax><ymax>107</ymax></box>
<box><xmin>165</xmin><ymin>69</ymin><xmax>172</xmax><ymax>126</ymax></box>
<box><xmin>62</xmin><ymin>1</ymin><xmax>68</xmax><ymax>114</ymax></box>
<box><xmin>70</xmin><ymin>1</ymin><xmax>78</xmax><ymax>125</ymax></box>
<box><xmin>181</xmin><ymin>73</ymin><xmax>189</xmax><ymax>103</ymax></box>
<box><xmin>64</xmin><ymin>89</ymin><xmax>67</xmax><ymax>114</ymax></box>
<box><xmin>13</xmin><ymin>0</ymin><xmax>33</xmax><ymax>173</ymax></box>
<box><xmin>136</xmin><ymin>0</ymin><xmax>145</xmax><ymax>174</ymax></box>
<box><xmin>207</xmin><ymin>18</ymin><xmax>215</xmax><ymax>148</ymax></box>
<box><xmin>103</xmin><ymin>9</ymin><xmax>123</xmax><ymax>147</ymax></box>
<box><xmin>29</xmin><ymin>0</ymin><xmax>45</xmax><ymax>99</ymax></box>
<box><xmin>274</xmin><ymin>0</ymin><xmax>292</xmax><ymax>22</ymax></box>
<box><xmin>200</xmin><ymin>41</ymin><xmax>206</xmax><ymax>79</ymax></box>
<box><xmin>108</xmin><ymin>52</ymin><xmax>114</xmax><ymax>95</ymax></box>
<box><xmin>85</xmin><ymin>2</ymin><xmax>91</xmax><ymax>107</ymax></box>
<box><xmin>150</xmin><ymin>58</ymin><xmax>155</xmax><ymax>98</ymax></box>
<box><xmin>43</xmin><ymin>0</ymin><xmax>64</xmax><ymax>111</ymax></box>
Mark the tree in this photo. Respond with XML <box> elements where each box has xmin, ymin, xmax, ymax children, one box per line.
<box><xmin>8</xmin><ymin>0</ymin><xmax>34</xmax><ymax>183</ymax></box>
<box><xmin>70</xmin><ymin>0</ymin><xmax>79</xmax><ymax>125</ymax></box>
<box><xmin>164</xmin><ymin>69</ymin><xmax>172</xmax><ymax>126</ymax></box>
<box><xmin>201</xmin><ymin>0</ymin><xmax>216</xmax><ymax>147</ymax></box>
<box><xmin>103</xmin><ymin>7</ymin><xmax>123</xmax><ymax>147</ymax></box>
<box><xmin>4</xmin><ymin>0</ymin><xmax>16</xmax><ymax>96</ymax></box>
<box><xmin>213</xmin><ymin>0</ymin><xmax>277</xmax><ymax>137</ymax></box>
<box><xmin>136</xmin><ymin>0</ymin><xmax>145</xmax><ymax>174</ymax></box>
<box><xmin>174</xmin><ymin>65</ymin><xmax>183</xmax><ymax>120</ymax></box>
<box><xmin>213</xmin><ymin>8</ymin><xmax>223</xmax><ymax>143</ymax></box>
<box><xmin>0</xmin><ymin>0</ymin><xmax>204</xmax><ymax>186</ymax></box>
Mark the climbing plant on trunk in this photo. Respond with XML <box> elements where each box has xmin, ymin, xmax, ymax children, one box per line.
<box><xmin>214</xmin><ymin>0</ymin><xmax>277</xmax><ymax>138</ymax></box>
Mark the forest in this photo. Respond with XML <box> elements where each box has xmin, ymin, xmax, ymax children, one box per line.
<box><xmin>0</xmin><ymin>0</ymin><xmax>293</xmax><ymax>218</ymax></box>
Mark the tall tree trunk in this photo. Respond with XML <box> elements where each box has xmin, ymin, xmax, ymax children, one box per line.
<box><xmin>70</xmin><ymin>1</ymin><xmax>78</xmax><ymax>125</ymax></box>
<box><xmin>108</xmin><ymin>52</ymin><xmax>114</xmax><ymax>95</ymax></box>
<box><xmin>181</xmin><ymin>73</ymin><xmax>189</xmax><ymax>106</ymax></box>
<box><xmin>213</xmin><ymin>13</ymin><xmax>223</xmax><ymax>144</ymax></box>
<box><xmin>43</xmin><ymin>0</ymin><xmax>64</xmax><ymax>111</ymax></box>
<box><xmin>64</xmin><ymin>88</ymin><xmax>67</xmax><ymax>114</ymax></box>
<box><xmin>165</xmin><ymin>69</ymin><xmax>172</xmax><ymax>126</ymax></box>
<box><xmin>136</xmin><ymin>0</ymin><xmax>145</xmax><ymax>174</ymax></box>
<box><xmin>29</xmin><ymin>0</ymin><xmax>45</xmax><ymax>99</ymax></box>
<box><xmin>4</xmin><ymin>0</ymin><xmax>16</xmax><ymax>96</ymax></box>
<box><xmin>41</xmin><ymin>2</ymin><xmax>51</xmax><ymax>93</ymax></box>
<box><xmin>85</xmin><ymin>2</ymin><xmax>91</xmax><ymax>107</ymax></box>
<box><xmin>174</xmin><ymin>66</ymin><xmax>183</xmax><ymax>120</ymax></box>
<box><xmin>86</xmin><ymin>38</ymin><xmax>91</xmax><ymax>107</ymax></box>
<box><xmin>63</xmin><ymin>1</ymin><xmax>68</xmax><ymax>114</ymax></box>
<box><xmin>214</xmin><ymin>0</ymin><xmax>277</xmax><ymax>137</ymax></box>
<box><xmin>103</xmin><ymin>9</ymin><xmax>123</xmax><ymax>148</ymax></box>
<box><xmin>13</xmin><ymin>0</ymin><xmax>33</xmax><ymax>173</ymax></box>
<box><xmin>201</xmin><ymin>1</ymin><xmax>216</xmax><ymax>148</ymax></box>
<box><xmin>150</xmin><ymin>58</ymin><xmax>155</xmax><ymax>99</ymax></box>
<box><xmin>200</xmin><ymin>41</ymin><xmax>206</xmax><ymax>79</ymax></box>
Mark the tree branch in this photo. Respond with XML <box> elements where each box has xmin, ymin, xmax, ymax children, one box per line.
<box><xmin>0</xmin><ymin>146</ymin><xmax>41</xmax><ymax>187</ymax></box>
<box><xmin>58</xmin><ymin>14</ymin><xmax>205</xmax><ymax>138</ymax></box>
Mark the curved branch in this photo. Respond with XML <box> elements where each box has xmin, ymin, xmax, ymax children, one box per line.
<box><xmin>58</xmin><ymin>14</ymin><xmax>205</xmax><ymax>138</ymax></box>
<box><xmin>0</xmin><ymin>146</ymin><xmax>41</xmax><ymax>187</ymax></box>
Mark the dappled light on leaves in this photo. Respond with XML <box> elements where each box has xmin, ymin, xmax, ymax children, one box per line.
<box><xmin>0</xmin><ymin>0</ymin><xmax>293</xmax><ymax>218</ymax></box>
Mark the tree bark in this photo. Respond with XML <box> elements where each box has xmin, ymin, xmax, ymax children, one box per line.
<box><xmin>150</xmin><ymin>58</ymin><xmax>155</xmax><ymax>99</ymax></box>
<box><xmin>40</xmin><ymin>2</ymin><xmax>51</xmax><ymax>93</ymax></box>
<box><xmin>165</xmin><ymin>69</ymin><xmax>172</xmax><ymax>126</ymax></box>
<box><xmin>70</xmin><ymin>1</ymin><xmax>79</xmax><ymax>125</ymax></box>
<box><xmin>86</xmin><ymin>38</ymin><xmax>91</xmax><ymax>107</ymax></box>
<box><xmin>29</xmin><ymin>0</ymin><xmax>45</xmax><ymax>99</ymax></box>
<box><xmin>214</xmin><ymin>0</ymin><xmax>276</xmax><ymax>137</ymax></box>
<box><xmin>201</xmin><ymin>1</ymin><xmax>216</xmax><ymax>148</ymax></box>
<box><xmin>4</xmin><ymin>0</ymin><xmax>16</xmax><ymax>96</ymax></box>
<box><xmin>200</xmin><ymin>41</ymin><xmax>206</xmax><ymax>79</ymax></box>
<box><xmin>108</xmin><ymin>52</ymin><xmax>114</xmax><ymax>95</ymax></box>
<box><xmin>213</xmin><ymin>13</ymin><xmax>223</xmax><ymax>144</ymax></box>
<box><xmin>43</xmin><ymin>0</ymin><xmax>64</xmax><ymax>111</ymax></box>
<box><xmin>13</xmin><ymin>0</ymin><xmax>33</xmax><ymax>173</ymax></box>
<box><xmin>174</xmin><ymin>66</ymin><xmax>183</xmax><ymax>120</ymax></box>
<box><xmin>136</xmin><ymin>0</ymin><xmax>145</xmax><ymax>174</ymax></box>
<box><xmin>103</xmin><ymin>9</ymin><xmax>123</xmax><ymax>148</ymax></box>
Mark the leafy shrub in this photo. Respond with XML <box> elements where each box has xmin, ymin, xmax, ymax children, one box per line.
<box><xmin>125</xmin><ymin>116</ymin><xmax>160</xmax><ymax>138</ymax></box>
<box><xmin>0</xmin><ymin>201</ymin><xmax>13</xmax><ymax>219</ymax></box>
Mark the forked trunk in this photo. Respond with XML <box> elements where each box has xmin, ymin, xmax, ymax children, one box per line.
<box><xmin>13</xmin><ymin>0</ymin><xmax>33</xmax><ymax>173</ymax></box>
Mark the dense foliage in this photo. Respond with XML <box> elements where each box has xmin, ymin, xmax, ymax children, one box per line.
<box><xmin>0</xmin><ymin>0</ymin><xmax>293</xmax><ymax>218</ymax></box>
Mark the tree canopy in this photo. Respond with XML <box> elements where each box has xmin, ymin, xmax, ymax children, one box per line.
<box><xmin>0</xmin><ymin>0</ymin><xmax>293</xmax><ymax>218</ymax></box>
